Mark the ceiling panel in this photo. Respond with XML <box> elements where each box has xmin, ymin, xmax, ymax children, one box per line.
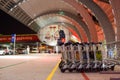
<box><xmin>18</xmin><ymin>0</ymin><xmax>77</xmax><ymax>19</ymax></box>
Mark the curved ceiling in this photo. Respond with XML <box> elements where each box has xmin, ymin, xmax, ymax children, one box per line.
<box><xmin>0</xmin><ymin>0</ymin><xmax>117</xmax><ymax>43</ymax></box>
<box><xmin>63</xmin><ymin>0</ymin><xmax>98</xmax><ymax>42</ymax></box>
<box><xmin>33</xmin><ymin>13</ymin><xmax>89</xmax><ymax>42</ymax></box>
<box><xmin>16</xmin><ymin>0</ymin><xmax>78</xmax><ymax>19</ymax></box>
<box><xmin>31</xmin><ymin>10</ymin><xmax>91</xmax><ymax>42</ymax></box>
<box><xmin>44</xmin><ymin>22</ymin><xmax>81</xmax><ymax>40</ymax></box>
<box><xmin>35</xmin><ymin>15</ymin><xmax>82</xmax><ymax>40</ymax></box>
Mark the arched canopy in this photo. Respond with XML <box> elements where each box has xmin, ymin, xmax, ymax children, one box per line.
<box><xmin>63</xmin><ymin>0</ymin><xmax>98</xmax><ymax>42</ymax></box>
<box><xmin>42</xmin><ymin>22</ymin><xmax>81</xmax><ymax>42</ymax></box>
<box><xmin>33</xmin><ymin>10</ymin><xmax>91</xmax><ymax>42</ymax></box>
<box><xmin>78</xmin><ymin>0</ymin><xmax>115</xmax><ymax>43</ymax></box>
<box><xmin>0</xmin><ymin>0</ymin><xmax>115</xmax><ymax>44</ymax></box>
<box><xmin>33</xmin><ymin>14</ymin><xmax>88</xmax><ymax>42</ymax></box>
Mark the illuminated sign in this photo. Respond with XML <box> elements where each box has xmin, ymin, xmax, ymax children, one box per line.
<box><xmin>0</xmin><ymin>34</ymin><xmax>39</xmax><ymax>42</ymax></box>
<box><xmin>11</xmin><ymin>34</ymin><xmax>16</xmax><ymax>43</ymax></box>
<box><xmin>38</xmin><ymin>24</ymin><xmax>71</xmax><ymax>46</ymax></box>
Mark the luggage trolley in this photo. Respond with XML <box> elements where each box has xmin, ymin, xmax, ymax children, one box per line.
<box><xmin>79</xmin><ymin>43</ymin><xmax>89</xmax><ymax>72</ymax></box>
<box><xmin>59</xmin><ymin>43</ymin><xmax>66</xmax><ymax>69</ymax></box>
<box><xmin>68</xmin><ymin>42</ymin><xmax>79</xmax><ymax>72</ymax></box>
<box><xmin>98</xmin><ymin>42</ymin><xmax>108</xmax><ymax>71</ymax></box>
<box><xmin>67</xmin><ymin>42</ymin><xmax>80</xmax><ymax>72</ymax></box>
<box><xmin>60</xmin><ymin>43</ymin><xmax>69</xmax><ymax>72</ymax></box>
<box><xmin>99</xmin><ymin>43</ymin><xmax>115</xmax><ymax>71</ymax></box>
<box><xmin>84</xmin><ymin>43</ymin><xmax>94</xmax><ymax>72</ymax></box>
<box><xmin>90</xmin><ymin>43</ymin><xmax>101</xmax><ymax>71</ymax></box>
<box><xmin>60</xmin><ymin>42</ymin><xmax>73</xmax><ymax>72</ymax></box>
<box><xmin>76</xmin><ymin>43</ymin><xmax>85</xmax><ymax>72</ymax></box>
<box><xmin>59</xmin><ymin>42</ymin><xmax>115</xmax><ymax>73</ymax></box>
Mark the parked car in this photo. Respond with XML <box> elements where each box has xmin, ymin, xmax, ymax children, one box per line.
<box><xmin>16</xmin><ymin>48</ymin><xmax>27</xmax><ymax>54</ymax></box>
<box><xmin>0</xmin><ymin>46</ymin><xmax>13</xmax><ymax>55</ymax></box>
<box><xmin>30</xmin><ymin>48</ymin><xmax>39</xmax><ymax>53</ymax></box>
<box><xmin>0</xmin><ymin>48</ymin><xmax>6</xmax><ymax>55</ymax></box>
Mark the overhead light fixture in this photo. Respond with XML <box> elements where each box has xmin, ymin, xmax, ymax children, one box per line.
<box><xmin>9</xmin><ymin>0</ymin><xmax>28</xmax><ymax>12</ymax></box>
<box><xmin>9</xmin><ymin>5</ymin><xmax>17</xmax><ymax>12</ymax></box>
<box><xmin>14</xmin><ymin>5</ymin><xmax>17</xmax><ymax>8</ymax></box>
<box><xmin>22</xmin><ymin>0</ymin><xmax>27</xmax><ymax>3</ymax></box>
<box><xmin>9</xmin><ymin>8</ymin><xmax>13</xmax><ymax>11</ymax></box>
<box><xmin>18</xmin><ymin>2</ymin><xmax>22</xmax><ymax>5</ymax></box>
<box><xmin>58</xmin><ymin>11</ymin><xmax>65</xmax><ymax>15</ymax></box>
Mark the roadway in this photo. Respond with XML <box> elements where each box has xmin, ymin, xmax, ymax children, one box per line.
<box><xmin>0</xmin><ymin>54</ymin><xmax>120</xmax><ymax>80</ymax></box>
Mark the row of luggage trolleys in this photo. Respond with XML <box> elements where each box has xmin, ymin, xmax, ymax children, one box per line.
<box><xmin>58</xmin><ymin>42</ymin><xmax>115</xmax><ymax>73</ymax></box>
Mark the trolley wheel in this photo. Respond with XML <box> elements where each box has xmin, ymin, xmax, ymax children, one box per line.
<box><xmin>104</xmin><ymin>68</ymin><xmax>108</xmax><ymax>71</ymax></box>
<box><xmin>59</xmin><ymin>61</ymin><xmax>64</xmax><ymax>69</ymax></box>
<box><xmin>101</xmin><ymin>68</ymin><xmax>108</xmax><ymax>71</ymax></box>
<box><xmin>76</xmin><ymin>69</ymin><xmax>83</xmax><ymax>72</ymax></box>
<box><xmin>85</xmin><ymin>68</ymin><xmax>91</xmax><ymax>72</ymax></box>
<box><xmin>61</xmin><ymin>69</ymin><xmax>66</xmax><ymax>73</ymax></box>
<box><xmin>111</xmin><ymin>65</ymin><xmax>115</xmax><ymax>71</ymax></box>
<box><xmin>97</xmin><ymin>68</ymin><xmax>101</xmax><ymax>72</ymax></box>
<box><xmin>69</xmin><ymin>69</ymin><xmax>73</xmax><ymax>72</ymax></box>
<box><xmin>93</xmin><ymin>68</ymin><xmax>99</xmax><ymax>72</ymax></box>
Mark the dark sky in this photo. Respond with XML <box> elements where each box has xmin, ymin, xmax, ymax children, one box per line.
<box><xmin>0</xmin><ymin>9</ymin><xmax>36</xmax><ymax>35</ymax></box>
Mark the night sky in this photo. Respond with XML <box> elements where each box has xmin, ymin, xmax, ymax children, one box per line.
<box><xmin>0</xmin><ymin>9</ymin><xmax>36</xmax><ymax>35</ymax></box>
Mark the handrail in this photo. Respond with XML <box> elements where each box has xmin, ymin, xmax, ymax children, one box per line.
<box><xmin>103</xmin><ymin>40</ymin><xmax>120</xmax><ymax>45</ymax></box>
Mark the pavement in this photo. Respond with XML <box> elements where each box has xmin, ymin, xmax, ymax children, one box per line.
<box><xmin>0</xmin><ymin>54</ymin><xmax>120</xmax><ymax>80</ymax></box>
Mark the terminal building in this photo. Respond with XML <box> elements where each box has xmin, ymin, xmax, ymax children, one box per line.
<box><xmin>0</xmin><ymin>0</ymin><xmax>120</xmax><ymax>80</ymax></box>
<box><xmin>0</xmin><ymin>34</ymin><xmax>57</xmax><ymax>53</ymax></box>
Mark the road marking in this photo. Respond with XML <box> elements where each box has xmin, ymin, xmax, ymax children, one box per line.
<box><xmin>0</xmin><ymin>61</ymin><xmax>26</xmax><ymax>69</ymax></box>
<box><xmin>81</xmin><ymin>72</ymin><xmax>90</xmax><ymax>80</ymax></box>
<box><xmin>46</xmin><ymin>60</ymin><xmax>60</xmax><ymax>80</ymax></box>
